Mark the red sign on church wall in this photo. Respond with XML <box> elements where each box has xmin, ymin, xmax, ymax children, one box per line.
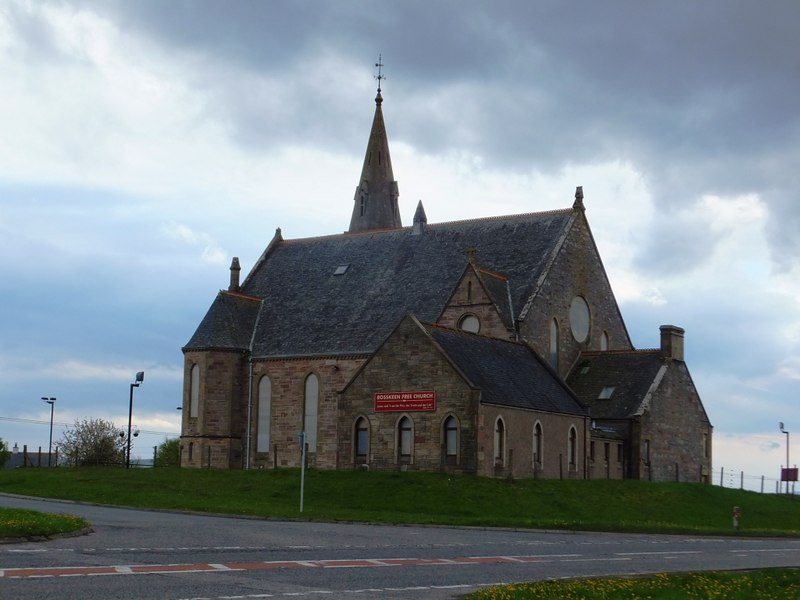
<box><xmin>374</xmin><ymin>391</ymin><xmax>436</xmax><ymax>412</ymax></box>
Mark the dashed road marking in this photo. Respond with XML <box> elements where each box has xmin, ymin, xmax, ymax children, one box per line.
<box><xmin>1</xmin><ymin>554</ymin><xmax>565</xmax><ymax>579</ymax></box>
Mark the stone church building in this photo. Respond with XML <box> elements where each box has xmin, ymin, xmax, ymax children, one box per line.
<box><xmin>180</xmin><ymin>84</ymin><xmax>712</xmax><ymax>482</ymax></box>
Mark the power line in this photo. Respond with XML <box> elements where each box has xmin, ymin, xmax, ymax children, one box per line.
<box><xmin>0</xmin><ymin>415</ymin><xmax>178</xmax><ymax>436</ymax></box>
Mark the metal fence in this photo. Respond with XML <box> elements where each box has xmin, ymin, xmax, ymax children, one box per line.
<box><xmin>713</xmin><ymin>467</ymin><xmax>796</xmax><ymax>494</ymax></box>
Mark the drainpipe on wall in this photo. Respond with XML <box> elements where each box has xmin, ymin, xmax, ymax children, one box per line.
<box><xmin>584</xmin><ymin>416</ymin><xmax>589</xmax><ymax>480</ymax></box>
<box><xmin>245</xmin><ymin>356</ymin><xmax>253</xmax><ymax>470</ymax></box>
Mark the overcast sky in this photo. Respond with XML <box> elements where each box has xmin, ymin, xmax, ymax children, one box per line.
<box><xmin>1</xmin><ymin>1</ymin><xmax>798</xmax><ymax>487</ymax></box>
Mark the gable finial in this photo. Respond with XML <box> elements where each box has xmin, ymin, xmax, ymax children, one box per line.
<box><xmin>375</xmin><ymin>54</ymin><xmax>385</xmax><ymax>95</ymax></box>
<box><xmin>573</xmin><ymin>186</ymin><xmax>585</xmax><ymax>211</ymax></box>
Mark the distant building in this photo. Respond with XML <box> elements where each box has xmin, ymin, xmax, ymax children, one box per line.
<box><xmin>3</xmin><ymin>446</ymin><xmax>58</xmax><ymax>469</ymax></box>
<box><xmin>180</xmin><ymin>85</ymin><xmax>712</xmax><ymax>482</ymax></box>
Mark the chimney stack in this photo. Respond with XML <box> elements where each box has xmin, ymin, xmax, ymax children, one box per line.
<box><xmin>229</xmin><ymin>257</ymin><xmax>241</xmax><ymax>292</ymax></box>
<box><xmin>659</xmin><ymin>325</ymin><xmax>685</xmax><ymax>361</ymax></box>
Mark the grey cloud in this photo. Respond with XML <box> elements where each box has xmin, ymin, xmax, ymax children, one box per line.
<box><xmin>61</xmin><ymin>0</ymin><xmax>800</xmax><ymax>272</ymax></box>
<box><xmin>634</xmin><ymin>214</ymin><xmax>722</xmax><ymax>276</ymax></box>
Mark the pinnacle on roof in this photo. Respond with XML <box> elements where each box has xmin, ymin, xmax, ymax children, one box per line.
<box><xmin>412</xmin><ymin>200</ymin><xmax>427</xmax><ymax>235</ymax></box>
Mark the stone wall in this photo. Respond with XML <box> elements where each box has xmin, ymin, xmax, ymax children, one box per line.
<box><xmin>248</xmin><ymin>356</ymin><xmax>365</xmax><ymax>469</ymax></box>
<box><xmin>180</xmin><ymin>349</ymin><xmax>248</xmax><ymax>468</ymax></box>
<box><xmin>587</xmin><ymin>436</ymin><xmax>625</xmax><ymax>480</ymax></box>
<box><xmin>520</xmin><ymin>214</ymin><xmax>632</xmax><ymax>377</ymax></box>
<box><xmin>339</xmin><ymin>316</ymin><xmax>589</xmax><ymax>479</ymax></box>
<box><xmin>477</xmin><ymin>403</ymin><xmax>588</xmax><ymax>479</ymax></box>
<box><xmin>638</xmin><ymin>362</ymin><xmax>713</xmax><ymax>482</ymax></box>
<box><xmin>338</xmin><ymin>316</ymin><xmax>480</xmax><ymax>473</ymax></box>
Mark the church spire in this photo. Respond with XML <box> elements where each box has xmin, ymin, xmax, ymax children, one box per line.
<box><xmin>348</xmin><ymin>56</ymin><xmax>402</xmax><ymax>233</ymax></box>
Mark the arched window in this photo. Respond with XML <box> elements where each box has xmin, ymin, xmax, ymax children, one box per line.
<box><xmin>355</xmin><ymin>417</ymin><xmax>369</xmax><ymax>459</ymax></box>
<box><xmin>549</xmin><ymin>319</ymin><xmax>559</xmax><ymax>370</ymax></box>
<box><xmin>188</xmin><ymin>442</ymin><xmax>194</xmax><ymax>461</ymax></box>
<box><xmin>443</xmin><ymin>415</ymin><xmax>458</xmax><ymax>458</ymax></box>
<box><xmin>189</xmin><ymin>364</ymin><xmax>200</xmax><ymax>418</ymax></box>
<box><xmin>398</xmin><ymin>416</ymin><xmax>413</xmax><ymax>459</ymax></box>
<box><xmin>601</xmin><ymin>330</ymin><xmax>609</xmax><ymax>351</ymax></box>
<box><xmin>533</xmin><ymin>422</ymin><xmax>543</xmax><ymax>466</ymax></box>
<box><xmin>256</xmin><ymin>376</ymin><xmax>271</xmax><ymax>453</ymax></box>
<box><xmin>467</xmin><ymin>280</ymin><xmax>473</xmax><ymax>303</ymax></box>
<box><xmin>568</xmin><ymin>426</ymin><xmax>578</xmax><ymax>467</ymax></box>
<box><xmin>494</xmin><ymin>417</ymin><xmax>505</xmax><ymax>466</ymax></box>
<box><xmin>303</xmin><ymin>374</ymin><xmax>319</xmax><ymax>452</ymax></box>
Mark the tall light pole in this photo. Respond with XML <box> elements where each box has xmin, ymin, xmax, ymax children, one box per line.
<box><xmin>41</xmin><ymin>397</ymin><xmax>56</xmax><ymax>467</ymax></box>
<box><xmin>780</xmin><ymin>422</ymin><xmax>790</xmax><ymax>494</ymax></box>
<box><xmin>127</xmin><ymin>371</ymin><xmax>144</xmax><ymax>469</ymax></box>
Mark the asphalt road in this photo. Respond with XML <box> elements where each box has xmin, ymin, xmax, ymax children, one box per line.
<box><xmin>1</xmin><ymin>493</ymin><xmax>799</xmax><ymax>599</ymax></box>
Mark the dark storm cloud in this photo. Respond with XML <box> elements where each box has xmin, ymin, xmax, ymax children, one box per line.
<box><xmin>69</xmin><ymin>0</ymin><xmax>800</xmax><ymax>270</ymax></box>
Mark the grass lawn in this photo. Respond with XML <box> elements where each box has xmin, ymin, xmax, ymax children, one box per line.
<box><xmin>1</xmin><ymin>467</ymin><xmax>799</xmax><ymax>536</ymax></box>
<box><xmin>0</xmin><ymin>507</ymin><xmax>89</xmax><ymax>540</ymax></box>
<box><xmin>467</xmin><ymin>568</ymin><xmax>800</xmax><ymax>599</ymax></box>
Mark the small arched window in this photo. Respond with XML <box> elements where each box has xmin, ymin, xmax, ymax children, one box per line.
<box><xmin>257</xmin><ymin>376</ymin><xmax>271</xmax><ymax>453</ymax></box>
<box><xmin>601</xmin><ymin>330</ymin><xmax>609</xmax><ymax>351</ymax></box>
<box><xmin>494</xmin><ymin>417</ymin><xmax>506</xmax><ymax>466</ymax></box>
<box><xmin>533</xmin><ymin>422</ymin><xmax>543</xmax><ymax>466</ymax></box>
<box><xmin>355</xmin><ymin>417</ymin><xmax>369</xmax><ymax>458</ymax></box>
<box><xmin>444</xmin><ymin>415</ymin><xmax>458</xmax><ymax>457</ymax></box>
<box><xmin>568</xmin><ymin>426</ymin><xmax>578</xmax><ymax>467</ymax></box>
<box><xmin>189</xmin><ymin>364</ymin><xmax>200</xmax><ymax>418</ymax></box>
<box><xmin>304</xmin><ymin>374</ymin><xmax>319</xmax><ymax>452</ymax></box>
<box><xmin>398</xmin><ymin>416</ymin><xmax>413</xmax><ymax>459</ymax></box>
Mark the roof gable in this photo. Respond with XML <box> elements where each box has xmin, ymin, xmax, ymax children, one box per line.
<box><xmin>425</xmin><ymin>323</ymin><xmax>586</xmax><ymax>416</ymax></box>
<box><xmin>566</xmin><ymin>350</ymin><xmax>667</xmax><ymax>418</ymax></box>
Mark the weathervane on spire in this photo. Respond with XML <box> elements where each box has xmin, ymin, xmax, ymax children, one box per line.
<box><xmin>375</xmin><ymin>54</ymin><xmax>385</xmax><ymax>93</ymax></box>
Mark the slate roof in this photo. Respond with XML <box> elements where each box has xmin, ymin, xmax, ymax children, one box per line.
<box><xmin>3</xmin><ymin>453</ymin><xmax>58</xmax><ymax>469</ymax></box>
<box><xmin>426</xmin><ymin>323</ymin><xmax>587</xmax><ymax>416</ymax></box>
<box><xmin>566</xmin><ymin>350</ymin><xmax>668</xmax><ymax>419</ymax></box>
<box><xmin>184</xmin><ymin>291</ymin><xmax>261</xmax><ymax>351</ymax></box>
<box><xmin>186</xmin><ymin>209</ymin><xmax>575</xmax><ymax>356</ymax></box>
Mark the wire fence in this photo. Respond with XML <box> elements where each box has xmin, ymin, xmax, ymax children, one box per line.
<box><xmin>713</xmin><ymin>467</ymin><xmax>797</xmax><ymax>495</ymax></box>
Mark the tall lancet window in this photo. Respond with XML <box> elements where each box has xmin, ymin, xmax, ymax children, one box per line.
<box><xmin>257</xmin><ymin>376</ymin><xmax>271</xmax><ymax>453</ymax></box>
<box><xmin>494</xmin><ymin>417</ymin><xmax>506</xmax><ymax>466</ymax></box>
<box><xmin>304</xmin><ymin>374</ymin><xmax>319</xmax><ymax>452</ymax></box>
<box><xmin>549</xmin><ymin>318</ymin><xmax>559</xmax><ymax>370</ymax></box>
<box><xmin>189</xmin><ymin>364</ymin><xmax>200</xmax><ymax>418</ymax></box>
<box><xmin>533</xmin><ymin>422</ymin><xmax>543</xmax><ymax>467</ymax></box>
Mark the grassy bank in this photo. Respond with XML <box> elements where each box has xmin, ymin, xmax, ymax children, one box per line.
<box><xmin>0</xmin><ymin>507</ymin><xmax>89</xmax><ymax>540</ymax></box>
<box><xmin>468</xmin><ymin>568</ymin><xmax>800</xmax><ymax>599</ymax></box>
<box><xmin>1</xmin><ymin>468</ymin><xmax>798</xmax><ymax>536</ymax></box>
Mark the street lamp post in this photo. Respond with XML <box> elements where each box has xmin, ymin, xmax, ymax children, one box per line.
<box><xmin>41</xmin><ymin>397</ymin><xmax>56</xmax><ymax>467</ymax></box>
<box><xmin>780</xmin><ymin>422</ymin><xmax>790</xmax><ymax>494</ymax></box>
<box><xmin>127</xmin><ymin>371</ymin><xmax>144</xmax><ymax>469</ymax></box>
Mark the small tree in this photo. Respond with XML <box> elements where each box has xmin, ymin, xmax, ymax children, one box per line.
<box><xmin>0</xmin><ymin>438</ymin><xmax>10</xmax><ymax>468</ymax></box>
<box><xmin>155</xmin><ymin>438</ymin><xmax>180</xmax><ymax>467</ymax></box>
<box><xmin>56</xmin><ymin>418</ymin><xmax>126</xmax><ymax>467</ymax></box>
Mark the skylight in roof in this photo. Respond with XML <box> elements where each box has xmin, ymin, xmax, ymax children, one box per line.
<box><xmin>333</xmin><ymin>265</ymin><xmax>349</xmax><ymax>276</ymax></box>
<box><xmin>598</xmin><ymin>386</ymin><xmax>616</xmax><ymax>400</ymax></box>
